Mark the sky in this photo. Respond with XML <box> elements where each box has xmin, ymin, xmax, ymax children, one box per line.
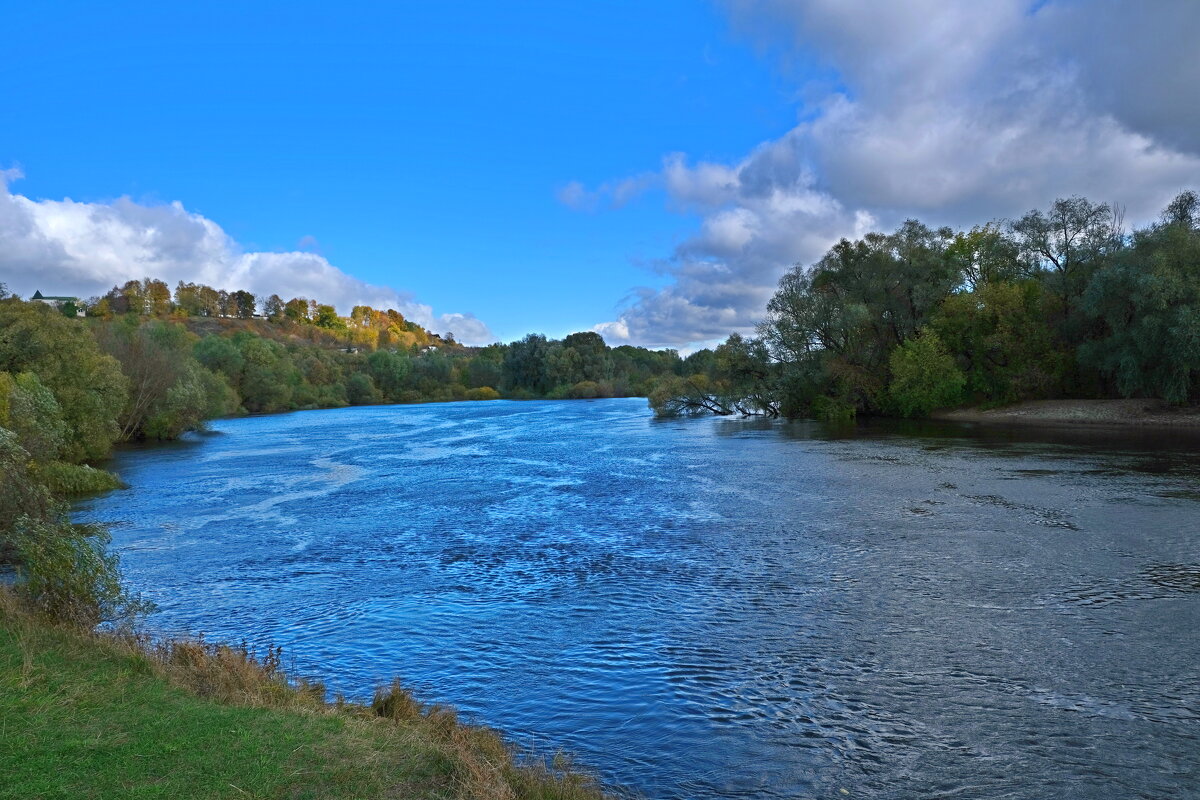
<box><xmin>2</xmin><ymin>1</ymin><xmax>1198</xmax><ymax>348</ymax></box>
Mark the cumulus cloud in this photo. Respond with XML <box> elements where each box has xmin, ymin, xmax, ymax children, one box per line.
<box><xmin>590</xmin><ymin>0</ymin><xmax>1200</xmax><ymax>348</ymax></box>
<box><xmin>0</xmin><ymin>174</ymin><xmax>493</xmax><ymax>344</ymax></box>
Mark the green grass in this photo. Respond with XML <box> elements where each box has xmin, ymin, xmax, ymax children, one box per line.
<box><xmin>0</xmin><ymin>598</ymin><xmax>607</xmax><ymax>800</ymax></box>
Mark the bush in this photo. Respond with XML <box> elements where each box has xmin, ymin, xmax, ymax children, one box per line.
<box><xmin>33</xmin><ymin>462</ymin><xmax>123</xmax><ymax>495</ymax></box>
<box><xmin>465</xmin><ymin>386</ymin><xmax>501</xmax><ymax>401</ymax></box>
<box><xmin>566</xmin><ymin>381</ymin><xmax>600</xmax><ymax>399</ymax></box>
<box><xmin>0</xmin><ymin>371</ymin><xmax>69</xmax><ymax>461</ymax></box>
<box><xmin>812</xmin><ymin>395</ymin><xmax>856</xmax><ymax>423</ymax></box>
<box><xmin>887</xmin><ymin>329</ymin><xmax>966</xmax><ymax>417</ymax></box>
<box><xmin>12</xmin><ymin>516</ymin><xmax>124</xmax><ymax>626</ymax></box>
<box><xmin>0</xmin><ymin>300</ymin><xmax>127</xmax><ymax>462</ymax></box>
<box><xmin>1</xmin><ymin>428</ymin><xmax>145</xmax><ymax>625</ymax></box>
<box><xmin>345</xmin><ymin>373</ymin><xmax>380</xmax><ymax>405</ymax></box>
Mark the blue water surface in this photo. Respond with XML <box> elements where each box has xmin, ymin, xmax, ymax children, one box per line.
<box><xmin>76</xmin><ymin>398</ymin><xmax>1200</xmax><ymax>799</ymax></box>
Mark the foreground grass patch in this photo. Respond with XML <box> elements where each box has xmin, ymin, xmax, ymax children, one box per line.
<box><xmin>1</xmin><ymin>597</ymin><xmax>607</xmax><ymax>800</ymax></box>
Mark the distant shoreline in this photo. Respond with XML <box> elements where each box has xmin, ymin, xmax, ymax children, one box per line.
<box><xmin>933</xmin><ymin>399</ymin><xmax>1200</xmax><ymax>430</ymax></box>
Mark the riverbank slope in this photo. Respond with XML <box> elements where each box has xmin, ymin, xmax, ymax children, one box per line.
<box><xmin>933</xmin><ymin>399</ymin><xmax>1200</xmax><ymax>429</ymax></box>
<box><xmin>0</xmin><ymin>593</ymin><xmax>606</xmax><ymax>800</ymax></box>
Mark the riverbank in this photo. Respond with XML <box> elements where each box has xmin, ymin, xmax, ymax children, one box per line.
<box><xmin>0</xmin><ymin>591</ymin><xmax>608</xmax><ymax>800</ymax></box>
<box><xmin>932</xmin><ymin>398</ymin><xmax>1200</xmax><ymax>429</ymax></box>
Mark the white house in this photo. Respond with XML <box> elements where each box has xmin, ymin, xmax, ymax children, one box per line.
<box><xmin>31</xmin><ymin>290</ymin><xmax>86</xmax><ymax>317</ymax></box>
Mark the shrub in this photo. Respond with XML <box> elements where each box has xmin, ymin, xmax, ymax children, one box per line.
<box><xmin>1</xmin><ymin>428</ymin><xmax>146</xmax><ymax>625</ymax></box>
<box><xmin>566</xmin><ymin>381</ymin><xmax>601</xmax><ymax>399</ymax></box>
<box><xmin>812</xmin><ymin>395</ymin><xmax>856</xmax><ymax>423</ymax></box>
<box><xmin>345</xmin><ymin>373</ymin><xmax>380</xmax><ymax>405</ymax></box>
<box><xmin>33</xmin><ymin>462</ymin><xmax>123</xmax><ymax>495</ymax></box>
<box><xmin>464</xmin><ymin>386</ymin><xmax>501</xmax><ymax>401</ymax></box>
<box><xmin>888</xmin><ymin>329</ymin><xmax>966</xmax><ymax>417</ymax></box>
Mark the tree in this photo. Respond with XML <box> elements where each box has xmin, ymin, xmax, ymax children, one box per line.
<box><xmin>94</xmin><ymin>318</ymin><xmax>234</xmax><ymax>440</ymax></box>
<box><xmin>144</xmin><ymin>279</ymin><xmax>172</xmax><ymax>316</ymax></box>
<box><xmin>1011</xmin><ymin>197</ymin><xmax>1122</xmax><ymax>312</ymax></box>
<box><xmin>648</xmin><ymin>373</ymin><xmax>733</xmax><ymax>417</ymax></box>
<box><xmin>887</xmin><ymin>329</ymin><xmax>965</xmax><ymax>417</ymax></box>
<box><xmin>284</xmin><ymin>297</ymin><xmax>311</xmax><ymax>323</ymax></box>
<box><xmin>232</xmin><ymin>290</ymin><xmax>257</xmax><ymax>319</ymax></box>
<box><xmin>119</xmin><ymin>280</ymin><xmax>146</xmax><ymax>315</ymax></box>
<box><xmin>1079</xmin><ymin>191</ymin><xmax>1200</xmax><ymax>403</ymax></box>
<box><xmin>0</xmin><ymin>300</ymin><xmax>127</xmax><ymax>462</ymax></box>
<box><xmin>502</xmin><ymin>334</ymin><xmax>554</xmax><ymax>395</ymax></box>
<box><xmin>345</xmin><ymin>372</ymin><xmax>380</xmax><ymax>405</ymax></box>
<box><xmin>946</xmin><ymin>224</ymin><xmax>1025</xmax><ymax>290</ymax></box>
<box><xmin>313</xmin><ymin>304</ymin><xmax>345</xmax><ymax>330</ymax></box>
<box><xmin>226</xmin><ymin>333</ymin><xmax>296</xmax><ymax>412</ymax></box>
<box><xmin>263</xmin><ymin>294</ymin><xmax>285</xmax><ymax>321</ymax></box>
<box><xmin>712</xmin><ymin>334</ymin><xmax>778</xmax><ymax>416</ymax></box>
<box><xmin>760</xmin><ymin>220</ymin><xmax>959</xmax><ymax>414</ymax></box>
<box><xmin>466</xmin><ymin>345</ymin><xmax>504</xmax><ymax>389</ymax></box>
<box><xmin>366</xmin><ymin>350</ymin><xmax>411</xmax><ymax>400</ymax></box>
<box><xmin>931</xmin><ymin>281</ymin><xmax>1064</xmax><ymax>403</ymax></box>
<box><xmin>561</xmin><ymin>331</ymin><xmax>613</xmax><ymax>383</ymax></box>
<box><xmin>648</xmin><ymin>334</ymin><xmax>778</xmax><ymax>417</ymax></box>
<box><xmin>0</xmin><ymin>371</ymin><xmax>68</xmax><ymax>462</ymax></box>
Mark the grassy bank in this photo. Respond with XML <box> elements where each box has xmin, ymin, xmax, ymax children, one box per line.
<box><xmin>0</xmin><ymin>592</ymin><xmax>608</xmax><ymax>800</ymax></box>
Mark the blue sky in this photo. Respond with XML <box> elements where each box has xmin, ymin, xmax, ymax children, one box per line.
<box><xmin>2</xmin><ymin>1</ymin><xmax>799</xmax><ymax>343</ymax></box>
<box><xmin>3</xmin><ymin>1</ymin><xmax>1198</xmax><ymax>347</ymax></box>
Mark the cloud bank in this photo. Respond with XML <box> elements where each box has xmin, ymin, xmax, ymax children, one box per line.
<box><xmin>0</xmin><ymin>172</ymin><xmax>493</xmax><ymax>345</ymax></box>
<box><xmin>587</xmin><ymin>0</ymin><xmax>1200</xmax><ymax>349</ymax></box>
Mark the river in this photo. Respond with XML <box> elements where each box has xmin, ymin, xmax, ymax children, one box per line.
<box><xmin>74</xmin><ymin>398</ymin><xmax>1200</xmax><ymax>799</ymax></box>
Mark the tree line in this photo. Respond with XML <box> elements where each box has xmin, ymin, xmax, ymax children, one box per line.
<box><xmin>649</xmin><ymin>191</ymin><xmax>1200</xmax><ymax>419</ymax></box>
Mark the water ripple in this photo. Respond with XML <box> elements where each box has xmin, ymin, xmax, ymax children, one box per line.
<box><xmin>75</xmin><ymin>400</ymin><xmax>1200</xmax><ymax>800</ymax></box>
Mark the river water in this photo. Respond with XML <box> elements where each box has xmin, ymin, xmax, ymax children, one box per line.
<box><xmin>75</xmin><ymin>398</ymin><xmax>1200</xmax><ymax>799</ymax></box>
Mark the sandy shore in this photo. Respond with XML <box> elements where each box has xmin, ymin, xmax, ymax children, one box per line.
<box><xmin>933</xmin><ymin>399</ymin><xmax>1200</xmax><ymax>429</ymax></box>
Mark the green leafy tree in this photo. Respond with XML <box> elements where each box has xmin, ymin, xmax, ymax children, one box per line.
<box><xmin>712</xmin><ymin>334</ymin><xmax>778</xmax><ymax>416</ymax></box>
<box><xmin>263</xmin><ymin>294</ymin><xmax>285</xmax><ymax>321</ymax></box>
<box><xmin>761</xmin><ymin>220</ymin><xmax>959</xmax><ymax>414</ymax></box>
<box><xmin>0</xmin><ymin>300</ymin><xmax>127</xmax><ymax>462</ymax></box>
<box><xmin>887</xmin><ymin>329</ymin><xmax>966</xmax><ymax>417</ymax></box>
<box><xmin>0</xmin><ymin>429</ymin><xmax>147</xmax><ymax>624</ymax></box>
<box><xmin>1011</xmin><ymin>196</ymin><xmax>1122</xmax><ymax>315</ymax></box>
<box><xmin>345</xmin><ymin>372</ymin><xmax>380</xmax><ymax>405</ymax></box>
<box><xmin>0</xmin><ymin>371</ymin><xmax>68</xmax><ymax>461</ymax></box>
<box><xmin>313</xmin><ymin>304</ymin><xmax>345</xmax><ymax>330</ymax></box>
<box><xmin>947</xmin><ymin>224</ymin><xmax>1025</xmax><ymax>290</ymax></box>
<box><xmin>466</xmin><ymin>345</ymin><xmax>504</xmax><ymax>389</ymax></box>
<box><xmin>284</xmin><ymin>297</ymin><xmax>312</xmax><ymax>321</ymax></box>
<box><xmin>502</xmin><ymin>334</ymin><xmax>554</xmax><ymax>395</ymax></box>
<box><xmin>1079</xmin><ymin>191</ymin><xmax>1200</xmax><ymax>402</ymax></box>
<box><xmin>366</xmin><ymin>350</ymin><xmax>412</xmax><ymax>400</ymax></box>
<box><xmin>648</xmin><ymin>373</ymin><xmax>732</xmax><ymax>417</ymax></box>
<box><xmin>233</xmin><ymin>290</ymin><xmax>258</xmax><ymax>319</ymax></box>
<box><xmin>931</xmin><ymin>281</ymin><xmax>1064</xmax><ymax>404</ymax></box>
<box><xmin>95</xmin><ymin>318</ymin><xmax>233</xmax><ymax>440</ymax></box>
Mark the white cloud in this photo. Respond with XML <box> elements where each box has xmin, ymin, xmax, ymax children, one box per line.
<box><xmin>0</xmin><ymin>175</ymin><xmax>494</xmax><ymax>344</ymax></box>
<box><xmin>555</xmin><ymin>173</ymin><xmax>659</xmax><ymax>212</ymax></box>
<box><xmin>590</xmin><ymin>0</ymin><xmax>1200</xmax><ymax>349</ymax></box>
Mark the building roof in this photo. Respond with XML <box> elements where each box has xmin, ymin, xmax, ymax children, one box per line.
<box><xmin>32</xmin><ymin>290</ymin><xmax>78</xmax><ymax>301</ymax></box>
